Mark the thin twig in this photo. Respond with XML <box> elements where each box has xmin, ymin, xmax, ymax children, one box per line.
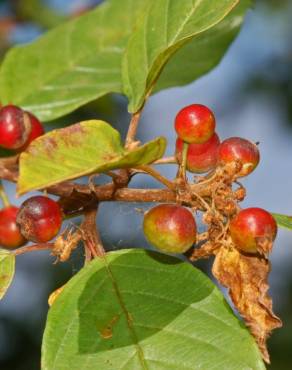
<box><xmin>153</xmin><ymin>156</ymin><xmax>177</xmax><ymax>165</ymax></box>
<box><xmin>0</xmin><ymin>180</ymin><xmax>10</xmax><ymax>207</ymax></box>
<box><xmin>0</xmin><ymin>155</ymin><xmax>19</xmax><ymax>167</ymax></box>
<box><xmin>81</xmin><ymin>206</ymin><xmax>105</xmax><ymax>258</ymax></box>
<box><xmin>0</xmin><ymin>166</ymin><xmax>207</xmax><ymax>210</ymax></box>
<box><xmin>125</xmin><ymin>110</ymin><xmax>142</xmax><ymax>148</ymax></box>
<box><xmin>134</xmin><ymin>165</ymin><xmax>176</xmax><ymax>190</ymax></box>
<box><xmin>176</xmin><ymin>142</ymin><xmax>188</xmax><ymax>183</ymax></box>
<box><xmin>104</xmin><ymin>171</ymin><xmax>122</xmax><ymax>181</ymax></box>
<box><xmin>13</xmin><ymin>243</ymin><xmax>53</xmax><ymax>256</ymax></box>
<box><xmin>191</xmin><ymin>190</ymin><xmax>212</xmax><ymax>212</ymax></box>
<box><xmin>0</xmin><ymin>157</ymin><xmax>18</xmax><ymax>182</ymax></box>
<box><xmin>0</xmin><ymin>152</ymin><xmax>215</xmax><ymax>213</ymax></box>
<box><xmin>195</xmin><ymin>170</ymin><xmax>218</xmax><ymax>186</ymax></box>
<box><xmin>84</xmin><ymin>243</ymin><xmax>92</xmax><ymax>263</ymax></box>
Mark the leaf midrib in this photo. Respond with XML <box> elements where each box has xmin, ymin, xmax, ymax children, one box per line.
<box><xmin>50</xmin><ymin>250</ymin><xmax>148</xmax><ymax>370</ymax></box>
<box><xmin>166</xmin><ymin>0</ymin><xmax>204</xmax><ymax>46</ymax></box>
<box><xmin>103</xmin><ymin>256</ymin><xmax>149</xmax><ymax>370</ymax></box>
<box><xmin>49</xmin><ymin>275</ymin><xmax>108</xmax><ymax>370</ymax></box>
<box><xmin>150</xmin><ymin>0</ymin><xmax>240</xmax><ymax>79</ymax></box>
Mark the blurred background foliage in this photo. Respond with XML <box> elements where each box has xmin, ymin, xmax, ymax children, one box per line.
<box><xmin>0</xmin><ymin>0</ymin><xmax>291</xmax><ymax>369</ymax></box>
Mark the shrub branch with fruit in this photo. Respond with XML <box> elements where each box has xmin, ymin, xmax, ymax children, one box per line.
<box><xmin>0</xmin><ymin>1</ymin><xmax>288</xmax><ymax>369</ymax></box>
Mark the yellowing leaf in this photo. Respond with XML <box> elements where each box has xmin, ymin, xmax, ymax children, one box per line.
<box><xmin>0</xmin><ymin>250</ymin><xmax>15</xmax><ymax>300</ymax></box>
<box><xmin>18</xmin><ymin>120</ymin><xmax>166</xmax><ymax>194</ymax></box>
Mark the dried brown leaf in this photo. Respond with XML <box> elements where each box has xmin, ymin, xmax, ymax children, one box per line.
<box><xmin>190</xmin><ymin>241</ymin><xmax>219</xmax><ymax>261</ymax></box>
<box><xmin>52</xmin><ymin>228</ymin><xmax>82</xmax><ymax>262</ymax></box>
<box><xmin>212</xmin><ymin>246</ymin><xmax>282</xmax><ymax>363</ymax></box>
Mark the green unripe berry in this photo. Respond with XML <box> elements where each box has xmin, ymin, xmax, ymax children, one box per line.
<box><xmin>143</xmin><ymin>204</ymin><xmax>197</xmax><ymax>253</ymax></box>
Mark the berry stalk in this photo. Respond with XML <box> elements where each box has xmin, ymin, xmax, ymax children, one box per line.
<box><xmin>177</xmin><ymin>141</ymin><xmax>189</xmax><ymax>182</ymax></box>
<box><xmin>0</xmin><ymin>180</ymin><xmax>10</xmax><ymax>208</ymax></box>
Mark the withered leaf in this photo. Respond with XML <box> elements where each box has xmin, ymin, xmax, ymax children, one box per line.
<box><xmin>190</xmin><ymin>241</ymin><xmax>219</xmax><ymax>261</ymax></box>
<box><xmin>212</xmin><ymin>246</ymin><xmax>282</xmax><ymax>363</ymax></box>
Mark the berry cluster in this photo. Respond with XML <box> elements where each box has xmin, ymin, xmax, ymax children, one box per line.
<box><xmin>0</xmin><ymin>105</ymin><xmax>63</xmax><ymax>250</ymax></box>
<box><xmin>0</xmin><ymin>195</ymin><xmax>63</xmax><ymax>249</ymax></box>
<box><xmin>0</xmin><ymin>101</ymin><xmax>280</xmax><ymax>360</ymax></box>
<box><xmin>0</xmin><ymin>103</ymin><xmax>277</xmax><ymax>260</ymax></box>
<box><xmin>143</xmin><ymin>104</ymin><xmax>277</xmax><ymax>256</ymax></box>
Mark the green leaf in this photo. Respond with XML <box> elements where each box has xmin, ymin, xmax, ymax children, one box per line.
<box><xmin>0</xmin><ymin>0</ymin><xmax>251</xmax><ymax>121</ymax></box>
<box><xmin>154</xmin><ymin>0</ymin><xmax>251</xmax><ymax>92</ymax></box>
<box><xmin>42</xmin><ymin>249</ymin><xmax>265</xmax><ymax>370</ymax></box>
<box><xmin>0</xmin><ymin>0</ymin><xmax>146</xmax><ymax>122</ymax></box>
<box><xmin>122</xmin><ymin>0</ymin><xmax>246</xmax><ymax>113</ymax></box>
<box><xmin>17</xmin><ymin>0</ymin><xmax>66</xmax><ymax>29</ymax></box>
<box><xmin>18</xmin><ymin>120</ymin><xmax>166</xmax><ymax>194</ymax></box>
<box><xmin>0</xmin><ymin>250</ymin><xmax>15</xmax><ymax>300</ymax></box>
<box><xmin>272</xmin><ymin>213</ymin><xmax>292</xmax><ymax>231</ymax></box>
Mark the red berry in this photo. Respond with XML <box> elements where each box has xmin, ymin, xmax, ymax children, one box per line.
<box><xmin>230</xmin><ymin>208</ymin><xmax>277</xmax><ymax>255</ymax></box>
<box><xmin>16</xmin><ymin>196</ymin><xmax>63</xmax><ymax>243</ymax></box>
<box><xmin>218</xmin><ymin>137</ymin><xmax>260</xmax><ymax>177</ymax></box>
<box><xmin>0</xmin><ymin>206</ymin><xmax>26</xmax><ymax>249</ymax></box>
<box><xmin>143</xmin><ymin>204</ymin><xmax>197</xmax><ymax>253</ymax></box>
<box><xmin>175</xmin><ymin>104</ymin><xmax>216</xmax><ymax>144</ymax></box>
<box><xmin>17</xmin><ymin>112</ymin><xmax>44</xmax><ymax>151</ymax></box>
<box><xmin>0</xmin><ymin>105</ymin><xmax>31</xmax><ymax>150</ymax></box>
<box><xmin>176</xmin><ymin>133</ymin><xmax>220</xmax><ymax>173</ymax></box>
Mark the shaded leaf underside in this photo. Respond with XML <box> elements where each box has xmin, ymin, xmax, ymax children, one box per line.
<box><xmin>42</xmin><ymin>249</ymin><xmax>265</xmax><ymax>370</ymax></box>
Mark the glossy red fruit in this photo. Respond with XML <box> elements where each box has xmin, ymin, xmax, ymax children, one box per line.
<box><xmin>218</xmin><ymin>137</ymin><xmax>260</xmax><ymax>177</ymax></box>
<box><xmin>143</xmin><ymin>204</ymin><xmax>197</xmax><ymax>253</ymax></box>
<box><xmin>0</xmin><ymin>105</ymin><xmax>31</xmax><ymax>150</ymax></box>
<box><xmin>230</xmin><ymin>208</ymin><xmax>277</xmax><ymax>255</ymax></box>
<box><xmin>16</xmin><ymin>196</ymin><xmax>63</xmax><ymax>243</ymax></box>
<box><xmin>175</xmin><ymin>104</ymin><xmax>216</xmax><ymax>144</ymax></box>
<box><xmin>176</xmin><ymin>133</ymin><xmax>220</xmax><ymax>173</ymax></box>
<box><xmin>17</xmin><ymin>112</ymin><xmax>44</xmax><ymax>151</ymax></box>
<box><xmin>0</xmin><ymin>206</ymin><xmax>26</xmax><ymax>249</ymax></box>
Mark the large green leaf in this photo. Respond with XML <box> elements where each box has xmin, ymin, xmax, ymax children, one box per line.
<box><xmin>272</xmin><ymin>213</ymin><xmax>292</xmax><ymax>231</ymax></box>
<box><xmin>0</xmin><ymin>0</ymin><xmax>146</xmax><ymax>121</ymax></box>
<box><xmin>18</xmin><ymin>120</ymin><xmax>166</xmax><ymax>194</ymax></box>
<box><xmin>155</xmin><ymin>0</ymin><xmax>251</xmax><ymax>92</ymax></box>
<box><xmin>0</xmin><ymin>0</ymin><xmax>251</xmax><ymax>121</ymax></box>
<box><xmin>42</xmin><ymin>249</ymin><xmax>265</xmax><ymax>370</ymax></box>
<box><xmin>0</xmin><ymin>250</ymin><xmax>15</xmax><ymax>300</ymax></box>
<box><xmin>122</xmin><ymin>0</ymin><xmax>244</xmax><ymax>113</ymax></box>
